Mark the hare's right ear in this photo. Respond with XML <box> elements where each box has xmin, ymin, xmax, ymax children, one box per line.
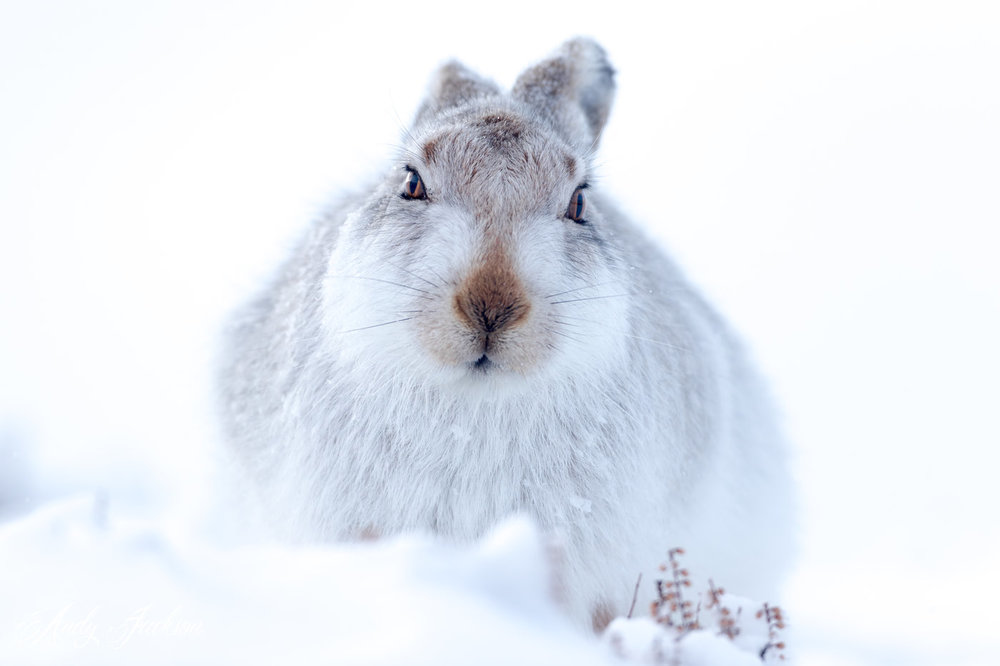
<box><xmin>513</xmin><ymin>38</ymin><xmax>616</xmax><ymax>149</ymax></box>
<box><xmin>412</xmin><ymin>61</ymin><xmax>501</xmax><ymax>129</ymax></box>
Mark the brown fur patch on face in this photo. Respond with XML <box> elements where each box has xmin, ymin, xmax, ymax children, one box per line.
<box><xmin>453</xmin><ymin>243</ymin><xmax>530</xmax><ymax>340</ymax></box>
<box><xmin>422</xmin><ymin>137</ymin><xmax>440</xmax><ymax>164</ymax></box>
<box><xmin>476</xmin><ymin>113</ymin><xmax>525</xmax><ymax>149</ymax></box>
<box><xmin>478</xmin><ymin>112</ymin><xmax>522</xmax><ymax>129</ymax></box>
<box><xmin>563</xmin><ymin>154</ymin><xmax>577</xmax><ymax>180</ymax></box>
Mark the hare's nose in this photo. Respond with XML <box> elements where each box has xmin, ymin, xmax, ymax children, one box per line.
<box><xmin>453</xmin><ymin>249</ymin><xmax>530</xmax><ymax>340</ymax></box>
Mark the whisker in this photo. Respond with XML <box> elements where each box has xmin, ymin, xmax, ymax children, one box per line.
<box><xmin>422</xmin><ymin>265</ymin><xmax>449</xmax><ymax>287</ymax></box>
<box><xmin>581</xmin><ymin>131</ymin><xmax>603</xmax><ymax>165</ymax></box>
<box><xmin>383</xmin><ymin>260</ymin><xmax>441</xmax><ymax>289</ymax></box>
<box><xmin>596</xmin><ymin>386</ymin><xmax>639</xmax><ymax>424</ymax></box>
<box><xmin>551</xmin><ymin>313</ymin><xmax>597</xmax><ymax>323</ymax></box>
<box><xmin>552</xmin><ymin>315</ymin><xmax>692</xmax><ymax>354</ymax></box>
<box><xmin>550</xmin><ymin>317</ymin><xmax>582</xmax><ymax>329</ymax></box>
<box><xmin>382</xmin><ymin>142</ymin><xmax>422</xmax><ymax>163</ymax></box>
<box><xmin>330</xmin><ymin>317</ymin><xmax>414</xmax><ymax>334</ymax></box>
<box><xmin>328</xmin><ymin>275</ymin><xmax>434</xmax><ymax>299</ymax></box>
<box><xmin>544</xmin><ymin>280</ymin><xmax>624</xmax><ymax>299</ymax></box>
<box><xmin>549</xmin><ymin>293</ymin><xmax>629</xmax><ymax>305</ymax></box>
<box><xmin>551</xmin><ymin>328</ymin><xmax>586</xmax><ymax>345</ymax></box>
<box><xmin>390</xmin><ymin>104</ymin><xmax>420</xmax><ymax>149</ymax></box>
<box><xmin>550</xmin><ymin>318</ymin><xmax>587</xmax><ymax>335</ymax></box>
<box><xmin>622</xmin><ymin>333</ymin><xmax>691</xmax><ymax>354</ymax></box>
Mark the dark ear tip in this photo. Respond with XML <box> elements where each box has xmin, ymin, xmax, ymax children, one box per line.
<box><xmin>561</xmin><ymin>37</ymin><xmax>616</xmax><ymax>80</ymax></box>
<box><xmin>555</xmin><ymin>37</ymin><xmax>617</xmax><ymax>142</ymax></box>
<box><xmin>562</xmin><ymin>37</ymin><xmax>606</xmax><ymax>56</ymax></box>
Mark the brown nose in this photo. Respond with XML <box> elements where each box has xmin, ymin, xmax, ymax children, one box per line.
<box><xmin>453</xmin><ymin>250</ymin><xmax>530</xmax><ymax>341</ymax></box>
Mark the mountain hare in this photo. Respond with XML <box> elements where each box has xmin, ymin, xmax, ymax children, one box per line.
<box><xmin>219</xmin><ymin>38</ymin><xmax>793</xmax><ymax>630</ymax></box>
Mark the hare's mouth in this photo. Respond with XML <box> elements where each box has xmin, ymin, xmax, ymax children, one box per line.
<box><xmin>472</xmin><ymin>354</ymin><xmax>494</xmax><ymax>372</ymax></box>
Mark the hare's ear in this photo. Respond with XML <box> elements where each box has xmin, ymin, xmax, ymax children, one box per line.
<box><xmin>512</xmin><ymin>38</ymin><xmax>616</xmax><ymax>148</ymax></box>
<box><xmin>413</xmin><ymin>61</ymin><xmax>501</xmax><ymax>128</ymax></box>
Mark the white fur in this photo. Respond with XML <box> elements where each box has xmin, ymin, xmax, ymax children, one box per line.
<box><xmin>218</xmin><ymin>38</ymin><xmax>793</xmax><ymax>629</ymax></box>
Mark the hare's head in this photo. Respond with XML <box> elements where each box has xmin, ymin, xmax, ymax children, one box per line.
<box><xmin>323</xmin><ymin>39</ymin><xmax>630</xmax><ymax>392</ymax></box>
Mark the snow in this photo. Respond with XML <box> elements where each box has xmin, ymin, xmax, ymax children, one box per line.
<box><xmin>2</xmin><ymin>1</ymin><xmax>999</xmax><ymax>664</ymax></box>
<box><xmin>0</xmin><ymin>491</ymin><xmax>786</xmax><ymax>665</ymax></box>
<box><xmin>1</xmin><ymin>496</ymin><xmax>614</xmax><ymax>665</ymax></box>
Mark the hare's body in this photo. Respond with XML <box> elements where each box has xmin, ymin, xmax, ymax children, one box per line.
<box><xmin>219</xmin><ymin>39</ymin><xmax>792</xmax><ymax>629</ymax></box>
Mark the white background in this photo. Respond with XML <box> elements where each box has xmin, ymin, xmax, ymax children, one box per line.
<box><xmin>1</xmin><ymin>1</ymin><xmax>998</xmax><ymax>664</ymax></box>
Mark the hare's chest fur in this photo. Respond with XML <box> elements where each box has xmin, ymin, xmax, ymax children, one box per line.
<box><xmin>277</xmin><ymin>362</ymin><xmax>691</xmax><ymax>548</ymax></box>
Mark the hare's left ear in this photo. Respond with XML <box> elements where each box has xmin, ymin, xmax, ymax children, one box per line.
<box><xmin>512</xmin><ymin>37</ymin><xmax>616</xmax><ymax>148</ymax></box>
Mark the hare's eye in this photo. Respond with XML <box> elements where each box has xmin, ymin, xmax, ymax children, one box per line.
<box><xmin>401</xmin><ymin>169</ymin><xmax>426</xmax><ymax>200</ymax></box>
<box><xmin>566</xmin><ymin>187</ymin><xmax>587</xmax><ymax>223</ymax></box>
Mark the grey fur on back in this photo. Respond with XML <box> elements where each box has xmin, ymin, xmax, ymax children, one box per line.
<box><xmin>218</xmin><ymin>38</ymin><xmax>793</xmax><ymax>630</ymax></box>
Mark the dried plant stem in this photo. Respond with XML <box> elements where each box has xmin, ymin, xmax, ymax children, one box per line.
<box><xmin>627</xmin><ymin>573</ymin><xmax>643</xmax><ymax>619</ymax></box>
<box><xmin>757</xmin><ymin>602</ymin><xmax>787</xmax><ymax>661</ymax></box>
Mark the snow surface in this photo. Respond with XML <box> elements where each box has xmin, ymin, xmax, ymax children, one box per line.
<box><xmin>1</xmin><ymin>497</ymin><xmax>618</xmax><ymax>665</ymax></box>
<box><xmin>2</xmin><ymin>1</ymin><xmax>999</xmax><ymax>664</ymax></box>
<box><xmin>0</xmin><ymin>492</ymin><xmax>786</xmax><ymax>665</ymax></box>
